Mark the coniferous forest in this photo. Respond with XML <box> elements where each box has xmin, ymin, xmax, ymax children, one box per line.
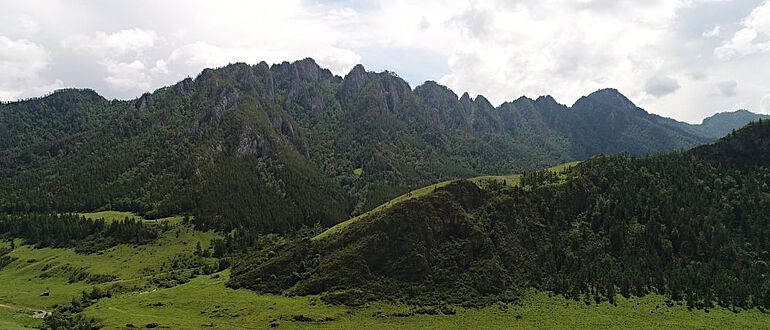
<box><xmin>229</xmin><ymin>121</ymin><xmax>770</xmax><ymax>310</ymax></box>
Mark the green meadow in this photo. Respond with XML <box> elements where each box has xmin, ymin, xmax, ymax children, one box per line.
<box><xmin>77</xmin><ymin>211</ymin><xmax>184</xmax><ymax>225</ymax></box>
<box><xmin>2</xmin><ymin>201</ymin><xmax>770</xmax><ymax>329</ymax></box>
<box><xmin>81</xmin><ymin>271</ymin><xmax>770</xmax><ymax>329</ymax></box>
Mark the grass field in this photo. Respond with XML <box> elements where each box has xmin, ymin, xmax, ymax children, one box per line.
<box><xmin>84</xmin><ymin>273</ymin><xmax>770</xmax><ymax>329</ymax></box>
<box><xmin>0</xmin><ymin>218</ymin><xmax>219</xmax><ymax>328</ymax></box>
<box><xmin>470</xmin><ymin>161</ymin><xmax>581</xmax><ymax>187</ymax></box>
<box><xmin>77</xmin><ymin>211</ymin><xmax>184</xmax><ymax>225</ymax></box>
<box><xmin>2</xmin><ymin>215</ymin><xmax>770</xmax><ymax>329</ymax></box>
<box><xmin>8</xmin><ymin>163</ymin><xmax>767</xmax><ymax>330</ymax></box>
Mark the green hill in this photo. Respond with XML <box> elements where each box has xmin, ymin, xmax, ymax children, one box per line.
<box><xmin>691</xmin><ymin>119</ymin><xmax>770</xmax><ymax>167</ymax></box>
<box><xmin>230</xmin><ymin>122</ymin><xmax>770</xmax><ymax>309</ymax></box>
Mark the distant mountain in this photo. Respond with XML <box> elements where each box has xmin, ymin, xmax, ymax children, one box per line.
<box><xmin>231</xmin><ymin>121</ymin><xmax>770</xmax><ymax>308</ymax></box>
<box><xmin>696</xmin><ymin>110</ymin><xmax>770</xmax><ymax>138</ymax></box>
<box><xmin>0</xmin><ymin>58</ymin><xmax>764</xmax><ymax>232</ymax></box>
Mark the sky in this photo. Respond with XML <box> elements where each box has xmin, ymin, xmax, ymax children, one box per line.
<box><xmin>1</xmin><ymin>0</ymin><xmax>770</xmax><ymax>123</ymax></box>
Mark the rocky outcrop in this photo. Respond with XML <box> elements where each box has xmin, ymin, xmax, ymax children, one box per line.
<box><xmin>253</xmin><ymin>61</ymin><xmax>276</xmax><ymax>102</ymax></box>
<box><xmin>209</xmin><ymin>89</ymin><xmax>240</xmax><ymax>121</ymax></box>
<box><xmin>188</xmin><ymin>89</ymin><xmax>240</xmax><ymax>136</ymax></box>
<box><xmin>339</xmin><ymin>64</ymin><xmax>367</xmax><ymax>101</ymax></box>
<box><xmin>379</xmin><ymin>73</ymin><xmax>411</xmax><ymax>114</ymax></box>
<box><xmin>265</xmin><ymin>110</ymin><xmax>310</xmax><ymax>158</ymax></box>
<box><xmin>134</xmin><ymin>93</ymin><xmax>153</xmax><ymax>112</ymax></box>
<box><xmin>236</xmin><ymin>132</ymin><xmax>266</xmax><ymax>157</ymax></box>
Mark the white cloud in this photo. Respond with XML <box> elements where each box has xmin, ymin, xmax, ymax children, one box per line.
<box><xmin>102</xmin><ymin>60</ymin><xmax>150</xmax><ymax>90</ymax></box>
<box><xmin>761</xmin><ymin>93</ymin><xmax>770</xmax><ymax>113</ymax></box>
<box><xmin>60</xmin><ymin>28</ymin><xmax>169</xmax><ymax>94</ymax></box>
<box><xmin>714</xmin><ymin>28</ymin><xmax>770</xmax><ymax>60</ymax></box>
<box><xmin>702</xmin><ymin>25</ymin><xmax>720</xmax><ymax>38</ymax></box>
<box><xmin>0</xmin><ymin>36</ymin><xmax>61</xmax><ymax>100</ymax></box>
<box><xmin>0</xmin><ymin>14</ymin><xmax>41</xmax><ymax>37</ymax></box>
<box><xmin>745</xmin><ymin>1</ymin><xmax>770</xmax><ymax>33</ymax></box>
<box><xmin>439</xmin><ymin>0</ymin><xmax>696</xmax><ymax>106</ymax></box>
<box><xmin>167</xmin><ymin>42</ymin><xmax>293</xmax><ymax>72</ymax></box>
<box><xmin>715</xmin><ymin>1</ymin><xmax>770</xmax><ymax>60</ymax></box>
<box><xmin>715</xmin><ymin>80</ymin><xmax>738</xmax><ymax>97</ymax></box>
<box><xmin>314</xmin><ymin>46</ymin><xmax>361</xmax><ymax>76</ymax></box>
<box><xmin>327</xmin><ymin>8</ymin><xmax>358</xmax><ymax>19</ymax></box>
<box><xmin>645</xmin><ymin>74</ymin><xmax>681</xmax><ymax>97</ymax></box>
<box><xmin>102</xmin><ymin>59</ymin><xmax>169</xmax><ymax>91</ymax></box>
<box><xmin>62</xmin><ymin>28</ymin><xmax>161</xmax><ymax>56</ymax></box>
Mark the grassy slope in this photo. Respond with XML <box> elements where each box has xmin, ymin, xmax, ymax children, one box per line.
<box><xmin>314</xmin><ymin>180</ymin><xmax>454</xmax><ymax>240</ymax></box>
<box><xmin>85</xmin><ymin>272</ymin><xmax>770</xmax><ymax>329</ymax></box>
<box><xmin>0</xmin><ymin>218</ymin><xmax>218</xmax><ymax>328</ymax></box>
<box><xmin>315</xmin><ymin>161</ymin><xmax>582</xmax><ymax>241</ymax></box>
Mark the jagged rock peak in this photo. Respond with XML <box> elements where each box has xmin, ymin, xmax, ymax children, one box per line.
<box><xmin>513</xmin><ymin>95</ymin><xmax>534</xmax><ymax>103</ymax></box>
<box><xmin>340</xmin><ymin>64</ymin><xmax>368</xmax><ymax>99</ymax></box>
<box><xmin>473</xmin><ymin>94</ymin><xmax>495</xmax><ymax>111</ymax></box>
<box><xmin>346</xmin><ymin>64</ymin><xmax>366</xmax><ymax>77</ymax></box>
<box><xmin>534</xmin><ymin>95</ymin><xmax>558</xmax><ymax>104</ymax></box>
<box><xmin>532</xmin><ymin>95</ymin><xmax>566</xmax><ymax>112</ymax></box>
<box><xmin>459</xmin><ymin>92</ymin><xmax>473</xmax><ymax>114</ymax></box>
<box><xmin>291</xmin><ymin>57</ymin><xmax>333</xmax><ymax>82</ymax></box>
<box><xmin>134</xmin><ymin>92</ymin><xmax>153</xmax><ymax>112</ymax></box>
<box><xmin>414</xmin><ymin>80</ymin><xmax>458</xmax><ymax>101</ymax></box>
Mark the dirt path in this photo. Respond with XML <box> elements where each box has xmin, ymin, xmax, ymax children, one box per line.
<box><xmin>0</xmin><ymin>302</ymin><xmax>50</xmax><ymax>318</ymax></box>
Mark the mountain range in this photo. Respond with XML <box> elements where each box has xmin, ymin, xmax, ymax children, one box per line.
<box><xmin>0</xmin><ymin>58</ymin><xmax>767</xmax><ymax>232</ymax></box>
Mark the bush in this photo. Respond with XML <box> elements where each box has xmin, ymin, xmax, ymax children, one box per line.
<box><xmin>320</xmin><ymin>289</ymin><xmax>368</xmax><ymax>306</ymax></box>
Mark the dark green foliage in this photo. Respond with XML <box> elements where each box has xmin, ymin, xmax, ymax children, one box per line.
<box><xmin>229</xmin><ymin>181</ymin><xmax>522</xmax><ymax>306</ymax></box>
<box><xmin>320</xmin><ymin>289</ymin><xmax>369</xmax><ymax>306</ymax></box>
<box><xmin>41</xmin><ymin>311</ymin><xmax>102</xmax><ymax>330</ymax></box>
<box><xmin>0</xmin><ymin>213</ymin><xmax>157</xmax><ymax>253</ymax></box>
<box><xmin>42</xmin><ymin>287</ymin><xmax>112</xmax><ymax>329</ymax></box>
<box><xmin>0</xmin><ymin>60</ymin><xmax>761</xmax><ymax>234</ymax></box>
<box><xmin>0</xmin><ymin>245</ymin><xmax>17</xmax><ymax>270</ymax></box>
<box><xmin>37</xmin><ymin>264</ymin><xmax>118</xmax><ymax>284</ymax></box>
<box><xmin>230</xmin><ymin>124</ymin><xmax>770</xmax><ymax>308</ymax></box>
<box><xmin>691</xmin><ymin>120</ymin><xmax>770</xmax><ymax>168</ymax></box>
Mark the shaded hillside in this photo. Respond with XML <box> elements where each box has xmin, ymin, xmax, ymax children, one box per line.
<box><xmin>691</xmin><ymin>120</ymin><xmax>770</xmax><ymax>167</ymax></box>
<box><xmin>0</xmin><ymin>59</ymin><xmax>764</xmax><ymax>232</ymax></box>
<box><xmin>231</xmin><ymin>123</ymin><xmax>770</xmax><ymax>308</ymax></box>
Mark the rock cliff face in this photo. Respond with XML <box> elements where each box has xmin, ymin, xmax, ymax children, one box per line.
<box><xmin>340</xmin><ymin>64</ymin><xmax>367</xmax><ymax>101</ymax></box>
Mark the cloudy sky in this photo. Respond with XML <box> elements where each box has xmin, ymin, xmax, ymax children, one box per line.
<box><xmin>2</xmin><ymin>0</ymin><xmax>770</xmax><ymax>123</ymax></box>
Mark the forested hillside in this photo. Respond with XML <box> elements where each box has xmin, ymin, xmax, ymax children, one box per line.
<box><xmin>230</xmin><ymin>122</ymin><xmax>770</xmax><ymax>309</ymax></box>
<box><xmin>0</xmin><ymin>59</ymin><xmax>766</xmax><ymax>232</ymax></box>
